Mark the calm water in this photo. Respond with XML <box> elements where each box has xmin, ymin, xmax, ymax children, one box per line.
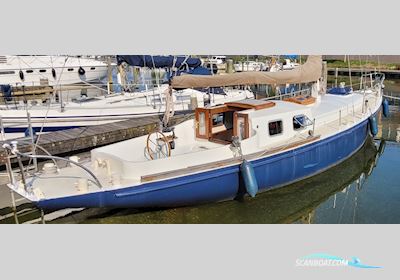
<box><xmin>53</xmin><ymin>108</ymin><xmax>400</xmax><ymax>224</ymax></box>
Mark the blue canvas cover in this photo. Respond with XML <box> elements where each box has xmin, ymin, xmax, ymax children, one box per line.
<box><xmin>117</xmin><ymin>55</ymin><xmax>202</xmax><ymax>69</ymax></box>
<box><xmin>0</xmin><ymin>84</ymin><xmax>12</xmax><ymax>101</ymax></box>
<box><xmin>328</xmin><ymin>86</ymin><xmax>352</xmax><ymax>95</ymax></box>
<box><xmin>283</xmin><ymin>55</ymin><xmax>299</xmax><ymax>60</ymax></box>
<box><xmin>169</xmin><ymin>66</ymin><xmax>211</xmax><ymax>77</ymax></box>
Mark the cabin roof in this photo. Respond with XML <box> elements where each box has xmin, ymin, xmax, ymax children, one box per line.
<box><xmin>283</xmin><ymin>95</ymin><xmax>316</xmax><ymax>105</ymax></box>
<box><xmin>247</xmin><ymin>100</ymin><xmax>310</xmax><ymax>118</ymax></box>
<box><xmin>225</xmin><ymin>99</ymin><xmax>275</xmax><ymax>110</ymax></box>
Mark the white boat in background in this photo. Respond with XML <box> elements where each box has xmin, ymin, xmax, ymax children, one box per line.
<box><xmin>282</xmin><ymin>59</ymin><xmax>300</xmax><ymax>70</ymax></box>
<box><xmin>233</xmin><ymin>58</ymin><xmax>299</xmax><ymax>73</ymax></box>
<box><xmin>0</xmin><ymin>55</ymin><xmax>253</xmax><ymax>139</ymax></box>
<box><xmin>234</xmin><ymin>61</ymin><xmax>267</xmax><ymax>72</ymax></box>
<box><xmin>203</xmin><ymin>56</ymin><xmax>227</xmax><ymax>74</ymax></box>
<box><xmin>269</xmin><ymin>58</ymin><xmax>300</xmax><ymax>72</ymax></box>
<box><xmin>0</xmin><ymin>84</ymin><xmax>253</xmax><ymax>138</ymax></box>
<box><xmin>0</xmin><ymin>56</ymin><xmax>108</xmax><ymax>87</ymax></box>
<box><xmin>207</xmin><ymin>56</ymin><xmax>227</xmax><ymax>65</ymax></box>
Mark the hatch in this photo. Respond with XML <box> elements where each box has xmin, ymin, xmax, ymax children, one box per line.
<box><xmin>283</xmin><ymin>95</ymin><xmax>316</xmax><ymax>105</ymax></box>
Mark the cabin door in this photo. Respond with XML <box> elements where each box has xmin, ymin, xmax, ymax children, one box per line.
<box><xmin>234</xmin><ymin>112</ymin><xmax>249</xmax><ymax>140</ymax></box>
<box><xmin>195</xmin><ymin>108</ymin><xmax>210</xmax><ymax>139</ymax></box>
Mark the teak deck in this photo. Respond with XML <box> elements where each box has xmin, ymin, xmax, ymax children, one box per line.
<box><xmin>283</xmin><ymin>96</ymin><xmax>316</xmax><ymax>105</ymax></box>
<box><xmin>225</xmin><ymin>100</ymin><xmax>275</xmax><ymax>110</ymax></box>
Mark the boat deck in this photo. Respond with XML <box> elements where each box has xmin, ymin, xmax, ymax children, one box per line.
<box><xmin>0</xmin><ymin>113</ymin><xmax>193</xmax><ymax>165</ymax></box>
<box><xmin>7</xmin><ymin>90</ymin><xmax>381</xmax><ymax>202</ymax></box>
<box><xmin>313</xmin><ymin>92</ymin><xmax>378</xmax><ymax>138</ymax></box>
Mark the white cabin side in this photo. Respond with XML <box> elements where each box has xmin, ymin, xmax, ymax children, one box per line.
<box><xmin>247</xmin><ymin>102</ymin><xmax>313</xmax><ymax>148</ymax></box>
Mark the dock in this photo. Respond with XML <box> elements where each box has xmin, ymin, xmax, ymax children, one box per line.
<box><xmin>0</xmin><ymin>112</ymin><xmax>194</xmax><ymax>165</ymax></box>
<box><xmin>328</xmin><ymin>68</ymin><xmax>400</xmax><ymax>78</ymax></box>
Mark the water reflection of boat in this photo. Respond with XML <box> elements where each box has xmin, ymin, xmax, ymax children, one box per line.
<box><xmin>377</xmin><ymin>107</ymin><xmax>400</xmax><ymax>142</ymax></box>
<box><xmin>53</xmin><ymin>138</ymin><xmax>380</xmax><ymax>224</ymax></box>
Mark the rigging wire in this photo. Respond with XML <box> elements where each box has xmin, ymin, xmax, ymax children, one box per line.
<box><xmin>347</xmin><ymin>55</ymin><xmax>353</xmax><ymax>88</ymax></box>
<box><xmin>338</xmin><ymin>184</ymin><xmax>351</xmax><ymax>223</ymax></box>
<box><xmin>377</xmin><ymin>55</ymin><xmax>381</xmax><ymax>72</ymax></box>
<box><xmin>32</xmin><ymin>56</ymin><xmax>69</xmax><ymax>151</ymax></box>
<box><xmin>19</xmin><ymin>55</ymin><xmax>70</xmax><ymax>167</ymax></box>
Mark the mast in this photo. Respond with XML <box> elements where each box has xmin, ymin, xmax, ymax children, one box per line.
<box><xmin>59</xmin><ymin>56</ymin><xmax>69</xmax><ymax>112</ymax></box>
<box><xmin>107</xmin><ymin>56</ymin><xmax>113</xmax><ymax>94</ymax></box>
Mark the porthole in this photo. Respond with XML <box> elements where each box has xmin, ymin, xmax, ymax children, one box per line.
<box><xmin>268</xmin><ymin>120</ymin><xmax>283</xmax><ymax>136</ymax></box>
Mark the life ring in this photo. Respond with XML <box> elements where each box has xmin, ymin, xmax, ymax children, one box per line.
<box><xmin>52</xmin><ymin>68</ymin><xmax>56</xmax><ymax>79</ymax></box>
<box><xmin>19</xmin><ymin>70</ymin><xmax>24</xmax><ymax>81</ymax></box>
<box><xmin>78</xmin><ymin>66</ymin><xmax>85</xmax><ymax>76</ymax></box>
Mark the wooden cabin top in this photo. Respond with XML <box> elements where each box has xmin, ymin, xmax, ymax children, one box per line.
<box><xmin>283</xmin><ymin>95</ymin><xmax>316</xmax><ymax>105</ymax></box>
<box><xmin>225</xmin><ymin>99</ymin><xmax>275</xmax><ymax>110</ymax></box>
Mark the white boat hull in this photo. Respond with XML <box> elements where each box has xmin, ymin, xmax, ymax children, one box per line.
<box><xmin>0</xmin><ymin>87</ymin><xmax>254</xmax><ymax>138</ymax></box>
<box><xmin>0</xmin><ymin>56</ymin><xmax>108</xmax><ymax>87</ymax></box>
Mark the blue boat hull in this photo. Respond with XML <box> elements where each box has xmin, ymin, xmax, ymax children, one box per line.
<box><xmin>37</xmin><ymin>117</ymin><xmax>371</xmax><ymax>210</ymax></box>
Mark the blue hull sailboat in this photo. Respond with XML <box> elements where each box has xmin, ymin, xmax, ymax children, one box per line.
<box><xmin>3</xmin><ymin>56</ymin><xmax>387</xmax><ymax>210</ymax></box>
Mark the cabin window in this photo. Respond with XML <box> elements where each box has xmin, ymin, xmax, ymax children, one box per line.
<box><xmin>268</xmin><ymin>120</ymin><xmax>283</xmax><ymax>136</ymax></box>
<box><xmin>0</xmin><ymin>71</ymin><xmax>15</xmax><ymax>75</ymax></box>
<box><xmin>68</xmin><ymin>68</ymin><xmax>74</xmax><ymax>71</ymax></box>
<box><xmin>212</xmin><ymin>113</ymin><xmax>224</xmax><ymax>127</ymax></box>
<box><xmin>198</xmin><ymin>112</ymin><xmax>206</xmax><ymax>136</ymax></box>
<box><xmin>26</xmin><ymin>70</ymin><xmax>33</xmax><ymax>73</ymax></box>
<box><xmin>293</xmin><ymin>114</ymin><xmax>313</xmax><ymax>130</ymax></box>
<box><xmin>209</xmin><ymin>111</ymin><xmax>234</xmax><ymax>142</ymax></box>
<box><xmin>212</xmin><ymin>112</ymin><xmax>233</xmax><ymax>129</ymax></box>
<box><xmin>237</xmin><ymin>116</ymin><xmax>246</xmax><ymax>140</ymax></box>
<box><xmin>293</xmin><ymin>115</ymin><xmax>305</xmax><ymax>130</ymax></box>
<box><xmin>39</xmin><ymin>69</ymin><xmax>46</xmax><ymax>73</ymax></box>
<box><xmin>90</xmin><ymin>67</ymin><xmax>96</xmax><ymax>70</ymax></box>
